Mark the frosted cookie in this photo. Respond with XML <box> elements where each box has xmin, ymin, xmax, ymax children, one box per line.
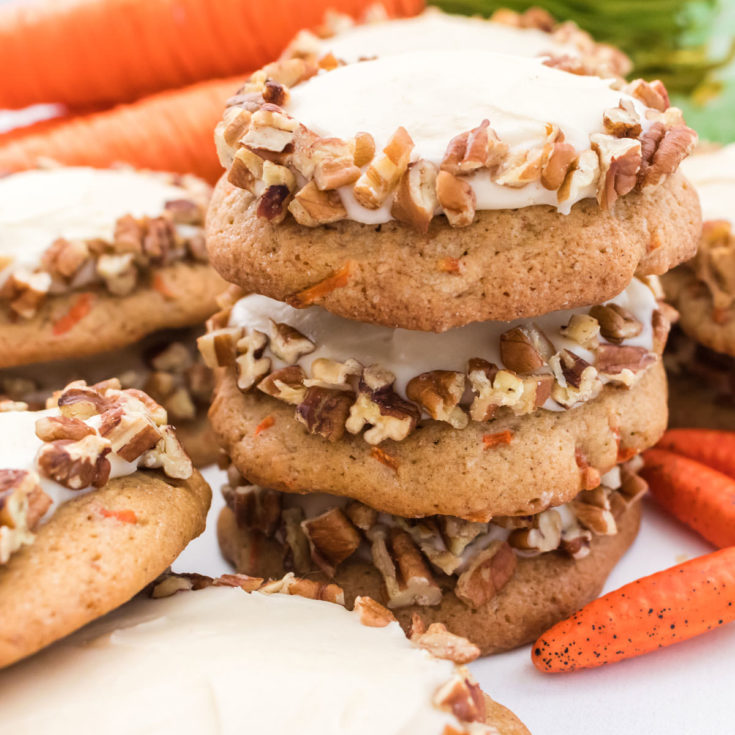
<box><xmin>216</xmin><ymin>457</ymin><xmax>645</xmax><ymax>655</ymax></box>
<box><xmin>0</xmin><ymin>380</ymin><xmax>211</xmax><ymax>668</ymax></box>
<box><xmin>0</xmin><ymin>328</ymin><xmax>218</xmax><ymax>466</ymax></box>
<box><xmin>289</xmin><ymin>6</ymin><xmax>631</xmax><ymax>78</ymax></box>
<box><xmin>0</xmin><ymin>166</ymin><xmax>225</xmax><ymax>367</ymax></box>
<box><xmin>208</xmin><ymin>48</ymin><xmax>699</xmax><ymax>330</ymax></box>
<box><xmin>0</xmin><ymin>580</ymin><xmax>528</xmax><ymax>735</ymax></box>
<box><xmin>202</xmin><ymin>279</ymin><xmax>669</xmax><ymax>519</ymax></box>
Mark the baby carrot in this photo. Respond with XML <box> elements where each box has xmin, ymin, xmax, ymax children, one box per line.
<box><xmin>656</xmin><ymin>429</ymin><xmax>735</xmax><ymax>481</ymax></box>
<box><xmin>0</xmin><ymin>0</ymin><xmax>424</xmax><ymax>111</ymax></box>
<box><xmin>0</xmin><ymin>77</ymin><xmax>241</xmax><ymax>183</ymax></box>
<box><xmin>641</xmin><ymin>448</ymin><xmax>735</xmax><ymax>548</ymax></box>
<box><xmin>532</xmin><ymin>547</ymin><xmax>735</xmax><ymax>672</ymax></box>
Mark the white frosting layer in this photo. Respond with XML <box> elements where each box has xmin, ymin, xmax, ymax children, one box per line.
<box><xmin>0</xmin><ymin>587</ymin><xmax>466</xmax><ymax>735</ymax></box>
<box><xmin>229</xmin><ymin>277</ymin><xmax>658</xmax><ymax>406</ymax></box>
<box><xmin>680</xmin><ymin>143</ymin><xmax>735</xmax><ymax>225</ymax></box>
<box><xmin>317</xmin><ymin>10</ymin><xmax>577</xmax><ymax>64</ymax></box>
<box><xmin>0</xmin><ymin>408</ymin><xmax>139</xmax><ymax>519</ymax></box>
<box><xmin>0</xmin><ymin>167</ymin><xmax>186</xmax><ymax>277</ymax></box>
<box><xmin>286</xmin><ymin>49</ymin><xmax>646</xmax><ymax>219</ymax></box>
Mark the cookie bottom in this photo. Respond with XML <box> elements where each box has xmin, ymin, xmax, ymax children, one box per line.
<box><xmin>218</xmin><ymin>499</ymin><xmax>641</xmax><ymax>656</ymax></box>
<box><xmin>0</xmin><ymin>469</ymin><xmax>211</xmax><ymax>669</ymax></box>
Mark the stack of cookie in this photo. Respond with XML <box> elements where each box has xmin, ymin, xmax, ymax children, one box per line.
<box><xmin>201</xmin><ymin>16</ymin><xmax>700</xmax><ymax>653</ymax></box>
<box><xmin>0</xmin><ymin>165</ymin><xmax>224</xmax><ymax>464</ymax></box>
<box><xmin>663</xmin><ymin>144</ymin><xmax>735</xmax><ymax>429</ymax></box>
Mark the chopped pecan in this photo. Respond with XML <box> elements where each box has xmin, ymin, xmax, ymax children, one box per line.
<box><xmin>150</xmin><ymin>342</ymin><xmax>193</xmax><ymax>373</ymax></box>
<box><xmin>508</xmin><ymin>508</ymin><xmax>562</xmax><ymax>553</ymax></box>
<box><xmin>455</xmin><ymin>541</ymin><xmax>517</xmax><ymax>610</ymax></box>
<box><xmin>36</xmin><ymin>435</ymin><xmax>111</xmax><ymax>490</ymax></box>
<box><xmin>307</xmin><ymin>357</ymin><xmax>362</xmax><ymax>387</ymax></box>
<box><xmin>138</xmin><ymin>425</ymin><xmax>192</xmax><ymax>480</ymax></box>
<box><xmin>596</xmin><ymin>344</ymin><xmax>656</xmax><ymax>385</ymax></box>
<box><xmin>288</xmin><ymin>181</ymin><xmax>346</xmax><ymax>226</ymax></box>
<box><xmin>557</xmin><ymin>149</ymin><xmax>600</xmax><ymax>204</ymax></box>
<box><xmin>34</xmin><ymin>415</ymin><xmax>94</xmax><ymax>442</ymax></box>
<box><xmin>603</xmin><ymin>99</ymin><xmax>642</xmax><ymax>138</ymax></box>
<box><xmin>98</xmin><ymin>406</ymin><xmax>162</xmax><ymax>462</ymax></box>
<box><xmin>242</xmin><ymin>104</ymin><xmax>298</xmax><ymax>152</ymax></box>
<box><xmin>235</xmin><ymin>330</ymin><xmax>271</xmax><ymax>391</ymax></box>
<box><xmin>571</xmin><ymin>492</ymin><xmax>617</xmax><ymax>535</ymax></box>
<box><xmin>560</xmin><ymin>313</ymin><xmax>600</xmax><ymax>349</ymax></box>
<box><xmin>301</xmin><ymin>507</ymin><xmax>361</xmax><ymax>576</ymax></box>
<box><xmin>282</xmin><ymin>506</ymin><xmax>312</xmax><ymax>574</ymax></box>
<box><xmin>435</xmin><ymin>170</ymin><xmax>476</xmax><ymax>227</ymax></box>
<box><xmin>260</xmin><ymin>572</ymin><xmax>345</xmax><ymax>605</ymax></box>
<box><xmin>268</xmin><ymin>321</ymin><xmax>314</xmax><ymax>364</ymax></box>
<box><xmin>228</xmin><ymin>147</ymin><xmax>264</xmax><ymax>192</ymax></box>
<box><xmin>41</xmin><ymin>238</ymin><xmax>89</xmax><ymax>278</ymax></box>
<box><xmin>589</xmin><ymin>303</ymin><xmax>642</xmax><ymax>343</ymax></box>
<box><xmin>406</xmin><ymin>371</ymin><xmax>468</xmax><ymax>429</ymax></box>
<box><xmin>638</xmin><ymin>123</ymin><xmax>697</xmax><ymax>189</ymax></box>
<box><xmin>57</xmin><ymin>384</ymin><xmax>110</xmax><ymax>419</ymax></box>
<box><xmin>495</xmin><ymin>143</ymin><xmax>551</xmax><ymax>187</ymax></box>
<box><xmin>626</xmin><ymin>79</ymin><xmax>669</xmax><ymax>111</ymax></box>
<box><xmin>391</xmin><ymin>160</ymin><xmax>439</xmax><ymax>234</ymax></box>
<box><xmin>257</xmin><ymin>366</ymin><xmax>307</xmax><ymax>405</ymax></box>
<box><xmin>295</xmin><ymin>386</ymin><xmax>354</xmax><ymax>442</ymax></box>
<box><xmin>97</xmin><ymin>253</ymin><xmax>137</xmax><ymax>296</ymax></box>
<box><xmin>591</xmin><ymin>134</ymin><xmax>641</xmax><ymax>209</ymax></box>
<box><xmin>7</xmin><ymin>270</ymin><xmax>51</xmax><ymax>319</ymax></box>
<box><xmin>197</xmin><ymin>327</ymin><xmax>243</xmax><ymax>369</ymax></box>
<box><xmin>345</xmin><ymin>380</ymin><xmax>420</xmax><ymax>445</ymax></box>
<box><xmin>353</xmin><ymin>127</ymin><xmax>414</xmax><ymax>209</ymax></box>
<box><xmin>433</xmin><ymin>674</ymin><xmax>485</xmax><ymax>722</ymax></box>
<box><xmin>311</xmin><ymin>138</ymin><xmax>361</xmax><ymax>190</ymax></box>
<box><xmin>353</xmin><ymin>596</ymin><xmax>397</xmax><ymax>627</ymax></box>
<box><xmin>440</xmin><ymin>120</ymin><xmax>507</xmax><ymax>176</ymax></box>
<box><xmin>541</xmin><ymin>142</ymin><xmax>577</xmax><ymax>190</ymax></box>
<box><xmin>345</xmin><ymin>501</ymin><xmax>377</xmax><ymax>532</ymax></box>
<box><xmin>222</xmin><ymin>483</ymin><xmax>282</xmax><ymax>536</ymax></box>
<box><xmin>352</xmin><ymin>132</ymin><xmax>376</xmax><ymax>167</ymax></box>
<box><xmin>369</xmin><ymin>526</ymin><xmax>442</xmax><ymax>608</ymax></box>
<box><xmin>467</xmin><ymin>359</ymin><xmax>524</xmax><ymax>421</ymax></box>
<box><xmin>500</xmin><ymin>325</ymin><xmax>554</xmax><ymax>374</ymax></box>
<box><xmin>560</xmin><ymin>525</ymin><xmax>592</xmax><ymax>559</ymax></box>
<box><xmin>413</xmin><ymin>625</ymin><xmax>481</xmax><ymax>667</ymax></box>
<box><xmin>0</xmin><ymin>469</ymin><xmax>51</xmax><ymax>534</ymax></box>
<box><xmin>549</xmin><ymin>350</ymin><xmax>601</xmax><ymax>407</ymax></box>
<box><xmin>652</xmin><ymin>304</ymin><xmax>675</xmax><ymax>353</ymax></box>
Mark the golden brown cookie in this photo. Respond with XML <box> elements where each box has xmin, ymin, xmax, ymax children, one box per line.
<box><xmin>207</xmin><ymin>173</ymin><xmax>699</xmax><ymax>331</ymax></box>
<box><xmin>218</xmin><ymin>497</ymin><xmax>641</xmax><ymax>655</ymax></box>
<box><xmin>0</xmin><ymin>469</ymin><xmax>211</xmax><ymax>669</ymax></box>
<box><xmin>0</xmin><ymin>262</ymin><xmax>225</xmax><ymax>369</ymax></box>
<box><xmin>210</xmin><ymin>360</ymin><xmax>667</xmax><ymax>520</ymax></box>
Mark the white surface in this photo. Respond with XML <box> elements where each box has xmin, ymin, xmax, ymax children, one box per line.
<box><xmin>175</xmin><ymin>466</ymin><xmax>735</xmax><ymax>735</ymax></box>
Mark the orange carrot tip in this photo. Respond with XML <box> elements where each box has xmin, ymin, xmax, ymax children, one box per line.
<box><xmin>641</xmin><ymin>448</ymin><xmax>735</xmax><ymax>549</ymax></box>
<box><xmin>532</xmin><ymin>547</ymin><xmax>735</xmax><ymax>673</ymax></box>
<box><xmin>656</xmin><ymin>428</ymin><xmax>735</xmax><ymax>481</ymax></box>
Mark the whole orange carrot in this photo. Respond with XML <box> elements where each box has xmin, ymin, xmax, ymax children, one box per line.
<box><xmin>641</xmin><ymin>448</ymin><xmax>735</xmax><ymax>548</ymax></box>
<box><xmin>0</xmin><ymin>0</ymin><xmax>424</xmax><ymax>111</ymax></box>
<box><xmin>656</xmin><ymin>429</ymin><xmax>735</xmax><ymax>481</ymax></box>
<box><xmin>532</xmin><ymin>547</ymin><xmax>735</xmax><ymax>672</ymax></box>
<box><xmin>0</xmin><ymin>76</ymin><xmax>241</xmax><ymax>182</ymax></box>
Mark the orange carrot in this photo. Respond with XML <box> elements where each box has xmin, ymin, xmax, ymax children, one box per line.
<box><xmin>532</xmin><ymin>547</ymin><xmax>735</xmax><ymax>672</ymax></box>
<box><xmin>0</xmin><ymin>0</ymin><xmax>424</xmax><ymax>111</ymax></box>
<box><xmin>253</xmin><ymin>415</ymin><xmax>275</xmax><ymax>436</ymax></box>
<box><xmin>656</xmin><ymin>429</ymin><xmax>735</xmax><ymax>481</ymax></box>
<box><xmin>288</xmin><ymin>261</ymin><xmax>355</xmax><ymax>308</ymax></box>
<box><xmin>52</xmin><ymin>292</ymin><xmax>94</xmax><ymax>335</ymax></box>
<box><xmin>99</xmin><ymin>507</ymin><xmax>138</xmax><ymax>524</ymax></box>
<box><xmin>371</xmin><ymin>446</ymin><xmax>399</xmax><ymax>473</ymax></box>
<box><xmin>482</xmin><ymin>430</ymin><xmax>513</xmax><ymax>449</ymax></box>
<box><xmin>0</xmin><ymin>77</ymin><xmax>241</xmax><ymax>183</ymax></box>
<box><xmin>641</xmin><ymin>448</ymin><xmax>735</xmax><ymax>548</ymax></box>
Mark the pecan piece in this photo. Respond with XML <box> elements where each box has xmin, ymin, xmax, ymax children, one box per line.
<box><xmin>257</xmin><ymin>366</ymin><xmax>307</xmax><ymax>405</ymax></box>
<box><xmin>435</xmin><ymin>170</ymin><xmax>476</xmax><ymax>227</ymax></box>
<box><xmin>603</xmin><ymin>99</ymin><xmax>642</xmax><ymax>138</ymax></box>
<box><xmin>560</xmin><ymin>313</ymin><xmax>600</xmax><ymax>349</ymax></box>
<box><xmin>433</xmin><ymin>674</ymin><xmax>485</xmax><ymax>722</ymax></box>
<box><xmin>295</xmin><ymin>386</ymin><xmax>354</xmax><ymax>442</ymax></box>
<box><xmin>197</xmin><ymin>327</ymin><xmax>243</xmax><ymax>369</ymax></box>
<box><xmin>138</xmin><ymin>425</ymin><xmax>192</xmax><ymax>480</ymax></box>
<box><xmin>34</xmin><ymin>415</ymin><xmax>94</xmax><ymax>442</ymax></box>
<box><xmin>589</xmin><ymin>303</ymin><xmax>642</xmax><ymax>343</ymax></box>
<box><xmin>268</xmin><ymin>321</ymin><xmax>314</xmax><ymax>364</ymax></box>
<box><xmin>596</xmin><ymin>344</ymin><xmax>656</xmax><ymax>386</ymax></box>
<box><xmin>406</xmin><ymin>371</ymin><xmax>468</xmax><ymax>429</ymax></box>
<box><xmin>36</xmin><ymin>436</ymin><xmax>112</xmax><ymax>490</ymax></box>
<box><xmin>222</xmin><ymin>483</ymin><xmax>282</xmax><ymax>536</ymax></box>
<box><xmin>455</xmin><ymin>541</ymin><xmax>517</xmax><ymax>610</ymax></box>
<box><xmin>413</xmin><ymin>625</ymin><xmax>481</xmax><ymax>666</ymax></box>
<box><xmin>500</xmin><ymin>325</ymin><xmax>554</xmax><ymax>374</ymax></box>
<box><xmin>508</xmin><ymin>508</ymin><xmax>562</xmax><ymax>553</ymax></box>
<box><xmin>235</xmin><ymin>330</ymin><xmax>271</xmax><ymax>391</ymax></box>
<box><xmin>98</xmin><ymin>406</ymin><xmax>162</xmax><ymax>462</ymax></box>
<box><xmin>301</xmin><ymin>507</ymin><xmax>361</xmax><ymax>577</ymax></box>
<box><xmin>353</xmin><ymin>596</ymin><xmax>397</xmax><ymax>627</ymax></box>
<box><xmin>288</xmin><ymin>181</ymin><xmax>346</xmax><ymax>226</ymax></box>
<box><xmin>541</xmin><ymin>142</ymin><xmax>577</xmax><ymax>190</ymax></box>
<box><xmin>638</xmin><ymin>124</ymin><xmax>697</xmax><ymax>189</ymax></box>
<box><xmin>549</xmin><ymin>350</ymin><xmax>602</xmax><ymax>407</ymax></box>
<box><xmin>391</xmin><ymin>160</ymin><xmax>438</xmax><ymax>234</ymax></box>
<box><xmin>440</xmin><ymin>119</ymin><xmax>507</xmax><ymax>176</ymax></box>
<box><xmin>591</xmin><ymin>134</ymin><xmax>642</xmax><ymax>209</ymax></box>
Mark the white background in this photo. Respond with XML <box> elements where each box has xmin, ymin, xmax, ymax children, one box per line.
<box><xmin>176</xmin><ymin>465</ymin><xmax>735</xmax><ymax>735</ymax></box>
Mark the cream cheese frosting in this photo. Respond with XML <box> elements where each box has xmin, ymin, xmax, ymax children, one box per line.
<box><xmin>0</xmin><ymin>167</ymin><xmax>188</xmax><ymax>278</ymax></box>
<box><xmin>0</xmin><ymin>408</ymin><xmax>139</xmax><ymax>515</ymax></box>
<box><xmin>679</xmin><ymin>143</ymin><xmax>735</xmax><ymax>225</ymax></box>
<box><xmin>285</xmin><ymin>49</ymin><xmax>648</xmax><ymax>219</ymax></box>
<box><xmin>0</xmin><ymin>586</ymin><xmax>472</xmax><ymax>735</ymax></box>
<box><xmin>314</xmin><ymin>10</ymin><xmax>578</xmax><ymax>64</ymax></box>
<box><xmin>228</xmin><ymin>277</ymin><xmax>658</xmax><ymax>405</ymax></box>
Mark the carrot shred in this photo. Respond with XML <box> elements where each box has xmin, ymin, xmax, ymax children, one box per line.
<box><xmin>532</xmin><ymin>547</ymin><xmax>735</xmax><ymax>673</ymax></box>
<box><xmin>288</xmin><ymin>261</ymin><xmax>355</xmax><ymax>308</ymax></box>
<box><xmin>99</xmin><ymin>507</ymin><xmax>138</xmax><ymax>524</ymax></box>
<box><xmin>656</xmin><ymin>429</ymin><xmax>735</xmax><ymax>481</ymax></box>
<box><xmin>152</xmin><ymin>273</ymin><xmax>176</xmax><ymax>299</ymax></box>
<box><xmin>641</xmin><ymin>448</ymin><xmax>735</xmax><ymax>548</ymax></box>
<box><xmin>51</xmin><ymin>292</ymin><xmax>94</xmax><ymax>335</ymax></box>
<box><xmin>482</xmin><ymin>430</ymin><xmax>513</xmax><ymax>449</ymax></box>
<box><xmin>370</xmin><ymin>446</ymin><xmax>399</xmax><ymax>473</ymax></box>
<box><xmin>253</xmin><ymin>415</ymin><xmax>275</xmax><ymax>436</ymax></box>
<box><xmin>0</xmin><ymin>0</ymin><xmax>424</xmax><ymax>111</ymax></box>
<box><xmin>437</xmin><ymin>256</ymin><xmax>461</xmax><ymax>273</ymax></box>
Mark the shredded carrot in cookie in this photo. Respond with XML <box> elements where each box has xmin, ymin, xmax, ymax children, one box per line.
<box><xmin>437</xmin><ymin>256</ymin><xmax>462</xmax><ymax>273</ymax></box>
<box><xmin>482</xmin><ymin>430</ymin><xmax>513</xmax><ymax>449</ymax></box>
<box><xmin>288</xmin><ymin>261</ymin><xmax>355</xmax><ymax>308</ymax></box>
<box><xmin>99</xmin><ymin>507</ymin><xmax>138</xmax><ymax>524</ymax></box>
<box><xmin>52</xmin><ymin>292</ymin><xmax>94</xmax><ymax>335</ymax></box>
<box><xmin>153</xmin><ymin>272</ymin><xmax>176</xmax><ymax>299</ymax></box>
<box><xmin>616</xmin><ymin>446</ymin><xmax>638</xmax><ymax>462</ymax></box>
<box><xmin>253</xmin><ymin>415</ymin><xmax>275</xmax><ymax>437</ymax></box>
<box><xmin>370</xmin><ymin>446</ymin><xmax>399</xmax><ymax>472</ymax></box>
